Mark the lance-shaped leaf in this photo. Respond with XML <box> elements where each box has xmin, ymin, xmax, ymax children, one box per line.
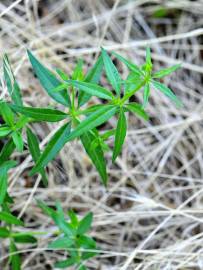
<box><xmin>68</xmin><ymin>210</ymin><xmax>79</xmax><ymax>227</ymax></box>
<box><xmin>112</xmin><ymin>51</ymin><xmax>143</xmax><ymax>76</ymax></box>
<box><xmin>72</xmin><ymin>59</ymin><xmax>84</xmax><ymax>81</ymax></box>
<box><xmin>124</xmin><ymin>72</ymin><xmax>142</xmax><ymax>94</ymax></box>
<box><xmin>9</xmin><ymin>240</ymin><xmax>21</xmax><ymax>270</ymax></box>
<box><xmin>77</xmin><ymin>212</ymin><xmax>93</xmax><ymax>235</ymax></box>
<box><xmin>101</xmin><ymin>129</ymin><xmax>115</xmax><ymax>140</ymax></box>
<box><xmin>56</xmin><ymin>68</ymin><xmax>69</xmax><ymax>81</ymax></box>
<box><xmin>68</xmin><ymin>80</ymin><xmax>114</xmax><ymax>100</ymax></box>
<box><xmin>143</xmin><ymin>83</ymin><xmax>150</xmax><ymax>107</ymax></box>
<box><xmin>66</xmin><ymin>105</ymin><xmax>117</xmax><ymax>142</ymax></box>
<box><xmin>0</xmin><ymin>126</ymin><xmax>11</xmax><ymax>137</ymax></box>
<box><xmin>38</xmin><ymin>200</ymin><xmax>75</xmax><ymax>237</ymax></box>
<box><xmin>146</xmin><ymin>47</ymin><xmax>152</xmax><ymax>67</ymax></box>
<box><xmin>55</xmin><ymin>257</ymin><xmax>76</xmax><ymax>268</ymax></box>
<box><xmin>48</xmin><ymin>236</ymin><xmax>74</xmax><ymax>249</ymax></box>
<box><xmin>30</xmin><ymin>122</ymin><xmax>71</xmax><ymax>175</ymax></box>
<box><xmin>15</xmin><ymin>115</ymin><xmax>29</xmax><ymax>129</ymax></box>
<box><xmin>11</xmin><ymin>131</ymin><xmax>24</xmax><ymax>152</ymax></box>
<box><xmin>151</xmin><ymin>80</ymin><xmax>182</xmax><ymax>107</ymax></box>
<box><xmin>153</xmin><ymin>64</ymin><xmax>181</xmax><ymax>78</ymax></box>
<box><xmin>112</xmin><ymin>108</ymin><xmax>127</xmax><ymax>162</ymax></box>
<box><xmin>78</xmin><ymin>54</ymin><xmax>103</xmax><ymax>107</ymax></box>
<box><xmin>0</xmin><ymin>102</ymin><xmax>15</xmax><ymax>127</ymax></box>
<box><xmin>101</xmin><ymin>48</ymin><xmax>121</xmax><ymax>95</ymax></box>
<box><xmin>0</xmin><ymin>160</ymin><xmax>17</xmax><ymax>172</ymax></box>
<box><xmin>0</xmin><ymin>138</ymin><xmax>15</xmax><ymax>165</ymax></box>
<box><xmin>11</xmin><ymin>105</ymin><xmax>68</xmax><ymax>122</ymax></box>
<box><xmin>81</xmin><ymin>131</ymin><xmax>107</xmax><ymax>185</ymax></box>
<box><xmin>0</xmin><ymin>211</ymin><xmax>23</xmax><ymax>225</ymax></box>
<box><xmin>0</xmin><ymin>227</ymin><xmax>10</xmax><ymax>238</ymax></box>
<box><xmin>26</xmin><ymin>128</ymin><xmax>48</xmax><ymax>186</ymax></box>
<box><xmin>27</xmin><ymin>50</ymin><xmax>71</xmax><ymax>107</ymax></box>
<box><xmin>125</xmin><ymin>103</ymin><xmax>149</xmax><ymax>120</ymax></box>
<box><xmin>12</xmin><ymin>234</ymin><xmax>37</xmax><ymax>244</ymax></box>
<box><xmin>0</xmin><ymin>173</ymin><xmax>8</xmax><ymax>205</ymax></box>
<box><xmin>3</xmin><ymin>54</ymin><xmax>23</xmax><ymax>106</ymax></box>
<box><xmin>0</xmin><ymin>160</ymin><xmax>16</xmax><ymax>205</ymax></box>
<box><xmin>79</xmin><ymin>235</ymin><xmax>97</xmax><ymax>260</ymax></box>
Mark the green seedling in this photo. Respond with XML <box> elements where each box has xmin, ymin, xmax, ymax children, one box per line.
<box><xmin>38</xmin><ymin>200</ymin><xmax>97</xmax><ymax>269</ymax></box>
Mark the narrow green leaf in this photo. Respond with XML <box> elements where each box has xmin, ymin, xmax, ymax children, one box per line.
<box><xmin>26</xmin><ymin>128</ymin><xmax>48</xmax><ymax>186</ymax></box>
<box><xmin>0</xmin><ymin>211</ymin><xmax>23</xmax><ymax>226</ymax></box>
<box><xmin>143</xmin><ymin>83</ymin><xmax>150</xmax><ymax>107</ymax></box>
<box><xmin>124</xmin><ymin>72</ymin><xmax>142</xmax><ymax>94</ymax></box>
<box><xmin>81</xmin><ymin>131</ymin><xmax>107</xmax><ymax>185</ymax></box>
<box><xmin>101</xmin><ymin>48</ymin><xmax>121</xmax><ymax>95</ymax></box>
<box><xmin>3</xmin><ymin>54</ymin><xmax>23</xmax><ymax>106</ymax></box>
<box><xmin>4</xmin><ymin>192</ymin><xmax>14</xmax><ymax>204</ymax></box>
<box><xmin>56</xmin><ymin>220</ymin><xmax>75</xmax><ymax>237</ymax></box>
<box><xmin>112</xmin><ymin>108</ymin><xmax>127</xmax><ymax>162</ymax></box>
<box><xmin>0</xmin><ymin>227</ymin><xmax>10</xmax><ymax>238</ymax></box>
<box><xmin>68</xmin><ymin>80</ymin><xmax>114</xmax><ymax>100</ymax></box>
<box><xmin>0</xmin><ymin>138</ymin><xmax>15</xmax><ymax>165</ymax></box>
<box><xmin>151</xmin><ymin>80</ymin><xmax>182</xmax><ymax>107</ymax></box>
<box><xmin>125</xmin><ymin>103</ymin><xmax>149</xmax><ymax>120</ymax></box>
<box><xmin>152</xmin><ymin>64</ymin><xmax>181</xmax><ymax>78</ymax></box>
<box><xmin>37</xmin><ymin>200</ymin><xmax>56</xmax><ymax>217</ymax></box>
<box><xmin>0</xmin><ymin>126</ymin><xmax>11</xmax><ymax>137</ymax></box>
<box><xmin>0</xmin><ymin>172</ymin><xmax>7</xmax><ymax>205</ymax></box>
<box><xmin>101</xmin><ymin>129</ymin><xmax>115</xmax><ymax>140</ymax></box>
<box><xmin>112</xmin><ymin>51</ymin><xmax>143</xmax><ymax>76</ymax></box>
<box><xmin>0</xmin><ymin>160</ymin><xmax>17</xmax><ymax>172</ymax></box>
<box><xmin>13</xmin><ymin>234</ymin><xmax>37</xmax><ymax>244</ymax></box>
<box><xmin>48</xmin><ymin>237</ymin><xmax>73</xmax><ymax>249</ymax></box>
<box><xmin>72</xmin><ymin>59</ymin><xmax>84</xmax><ymax>81</ymax></box>
<box><xmin>9</xmin><ymin>240</ymin><xmax>21</xmax><ymax>270</ymax></box>
<box><xmin>12</xmin><ymin>131</ymin><xmax>24</xmax><ymax>152</ymax></box>
<box><xmin>15</xmin><ymin>115</ymin><xmax>29</xmax><ymax>129</ymax></box>
<box><xmin>67</xmin><ymin>105</ymin><xmax>117</xmax><ymax>142</ymax></box>
<box><xmin>38</xmin><ymin>200</ymin><xmax>75</xmax><ymax>236</ymax></box>
<box><xmin>85</xmin><ymin>55</ymin><xmax>103</xmax><ymax>84</ymax></box>
<box><xmin>78</xmin><ymin>265</ymin><xmax>87</xmax><ymax>270</ymax></box>
<box><xmin>77</xmin><ymin>235</ymin><xmax>96</xmax><ymax>249</ymax></box>
<box><xmin>0</xmin><ymin>102</ymin><xmax>15</xmax><ymax>126</ymax></box>
<box><xmin>0</xmin><ymin>163</ymin><xmax>16</xmax><ymax>204</ymax></box>
<box><xmin>80</xmin><ymin>104</ymin><xmax>104</xmax><ymax>115</ymax></box>
<box><xmin>68</xmin><ymin>210</ymin><xmax>79</xmax><ymax>227</ymax></box>
<box><xmin>78</xmin><ymin>54</ymin><xmax>103</xmax><ymax>107</ymax></box>
<box><xmin>27</xmin><ymin>50</ymin><xmax>71</xmax><ymax>107</ymax></box>
<box><xmin>55</xmin><ymin>257</ymin><xmax>76</xmax><ymax>268</ymax></box>
<box><xmin>56</xmin><ymin>201</ymin><xmax>65</xmax><ymax>221</ymax></box>
<box><xmin>79</xmin><ymin>235</ymin><xmax>97</xmax><ymax>260</ymax></box>
<box><xmin>77</xmin><ymin>212</ymin><xmax>93</xmax><ymax>235</ymax></box>
<box><xmin>30</xmin><ymin>122</ymin><xmax>71</xmax><ymax>175</ymax></box>
<box><xmin>146</xmin><ymin>47</ymin><xmax>152</xmax><ymax>67</ymax></box>
<box><xmin>11</xmin><ymin>105</ymin><xmax>68</xmax><ymax>122</ymax></box>
<box><xmin>56</xmin><ymin>68</ymin><xmax>69</xmax><ymax>81</ymax></box>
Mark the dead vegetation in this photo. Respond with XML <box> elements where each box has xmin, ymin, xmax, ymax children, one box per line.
<box><xmin>0</xmin><ymin>0</ymin><xmax>203</xmax><ymax>269</ymax></box>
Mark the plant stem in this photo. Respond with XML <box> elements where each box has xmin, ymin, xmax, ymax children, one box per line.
<box><xmin>120</xmin><ymin>80</ymin><xmax>146</xmax><ymax>104</ymax></box>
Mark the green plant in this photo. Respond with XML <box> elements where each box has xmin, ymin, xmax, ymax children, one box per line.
<box><xmin>3</xmin><ymin>47</ymin><xmax>181</xmax><ymax>185</ymax></box>
<box><xmin>0</xmin><ymin>47</ymin><xmax>181</xmax><ymax>269</ymax></box>
<box><xmin>38</xmin><ymin>200</ymin><xmax>97</xmax><ymax>269</ymax></box>
<box><xmin>0</xmin><ymin>183</ymin><xmax>37</xmax><ymax>270</ymax></box>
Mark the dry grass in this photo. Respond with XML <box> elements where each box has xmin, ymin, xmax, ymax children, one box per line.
<box><xmin>0</xmin><ymin>0</ymin><xmax>203</xmax><ymax>269</ymax></box>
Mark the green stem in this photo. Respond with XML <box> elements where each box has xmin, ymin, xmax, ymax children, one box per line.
<box><xmin>120</xmin><ymin>80</ymin><xmax>146</xmax><ymax>105</ymax></box>
<box><xmin>71</xmin><ymin>87</ymin><xmax>75</xmax><ymax>110</ymax></box>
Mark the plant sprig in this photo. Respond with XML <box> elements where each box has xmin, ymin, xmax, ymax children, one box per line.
<box><xmin>0</xmin><ymin>47</ymin><xmax>182</xmax><ymax>186</ymax></box>
<box><xmin>38</xmin><ymin>200</ymin><xmax>97</xmax><ymax>269</ymax></box>
<box><xmin>0</xmin><ymin>46</ymin><xmax>182</xmax><ymax>269</ymax></box>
